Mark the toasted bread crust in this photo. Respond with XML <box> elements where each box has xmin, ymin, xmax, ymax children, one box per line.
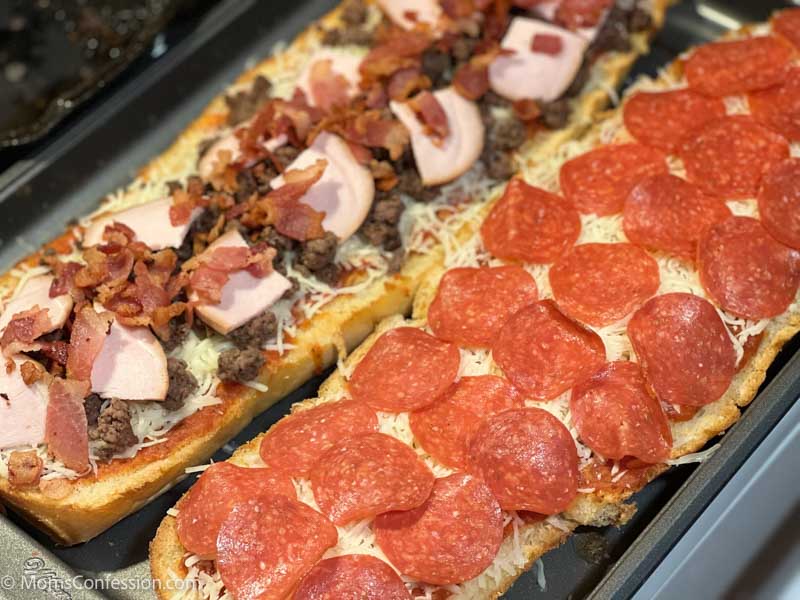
<box><xmin>0</xmin><ymin>0</ymin><xmax>669</xmax><ymax>546</ymax></box>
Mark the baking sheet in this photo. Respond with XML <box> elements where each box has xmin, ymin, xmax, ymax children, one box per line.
<box><xmin>0</xmin><ymin>1</ymin><xmax>795</xmax><ymax>598</ymax></box>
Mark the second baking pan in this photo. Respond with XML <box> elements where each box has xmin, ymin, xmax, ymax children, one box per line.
<box><xmin>0</xmin><ymin>1</ymin><xmax>796</xmax><ymax>599</ymax></box>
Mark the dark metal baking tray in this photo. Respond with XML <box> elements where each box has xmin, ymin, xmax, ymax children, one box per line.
<box><xmin>0</xmin><ymin>1</ymin><xmax>795</xmax><ymax>599</ymax></box>
<box><xmin>1</xmin><ymin>0</ymin><xmax>192</xmax><ymax>149</ymax></box>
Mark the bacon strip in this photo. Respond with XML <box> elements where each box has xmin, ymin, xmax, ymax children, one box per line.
<box><xmin>0</xmin><ymin>306</ymin><xmax>52</xmax><ymax>357</ymax></box>
<box><xmin>243</xmin><ymin>159</ymin><xmax>329</xmax><ymax>242</ymax></box>
<box><xmin>49</xmin><ymin>261</ymin><xmax>83</xmax><ymax>300</ymax></box>
<box><xmin>359</xmin><ymin>28</ymin><xmax>432</xmax><ymax>88</ymax></box>
<box><xmin>45</xmin><ymin>378</ymin><xmax>90</xmax><ymax>473</ymax></box>
<box><xmin>409</xmin><ymin>90</ymin><xmax>450</xmax><ymax>141</ymax></box>
<box><xmin>169</xmin><ymin>182</ymin><xmax>205</xmax><ymax>226</ymax></box>
<box><xmin>188</xmin><ymin>243</ymin><xmax>278</xmax><ymax>305</ymax></box>
<box><xmin>66</xmin><ymin>304</ymin><xmax>113</xmax><ymax>382</ymax></box>
<box><xmin>240</xmin><ymin>92</ymin><xmax>323</xmax><ymax>156</ymax></box>
<box><xmin>319</xmin><ymin>109</ymin><xmax>410</xmax><ymax>161</ymax></box>
<box><xmin>387</xmin><ymin>67</ymin><xmax>431</xmax><ymax>101</ymax></box>
<box><xmin>453</xmin><ymin>46</ymin><xmax>511</xmax><ymax>100</ymax></box>
<box><xmin>309</xmin><ymin>59</ymin><xmax>352</xmax><ymax>112</ymax></box>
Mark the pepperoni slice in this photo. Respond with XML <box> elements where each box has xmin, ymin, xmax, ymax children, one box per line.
<box><xmin>374</xmin><ymin>473</ymin><xmax>503</xmax><ymax>585</ymax></box>
<box><xmin>622</xmin><ymin>89</ymin><xmax>726</xmax><ymax>152</ymax></box>
<box><xmin>410</xmin><ymin>375</ymin><xmax>523</xmax><ymax>469</ymax></box>
<box><xmin>679</xmin><ymin>116</ymin><xmax>790</xmax><ymax>199</ymax></box>
<box><xmin>661</xmin><ymin>402</ymin><xmax>700</xmax><ymax>423</ymax></box>
<box><xmin>492</xmin><ymin>300</ymin><xmax>606</xmax><ymax>400</ymax></box>
<box><xmin>175</xmin><ymin>463</ymin><xmax>295</xmax><ymax>558</ymax></box>
<box><xmin>748</xmin><ymin>67</ymin><xmax>800</xmax><ymax>142</ymax></box>
<box><xmin>759</xmin><ymin>158</ymin><xmax>800</xmax><ymax>250</ymax></box>
<box><xmin>628</xmin><ymin>293</ymin><xmax>737</xmax><ymax>406</ymax></box>
<box><xmin>349</xmin><ymin>327</ymin><xmax>460</xmax><ymax>412</ymax></box>
<box><xmin>549</xmin><ymin>243</ymin><xmax>660</xmax><ymax>327</ymax></box>
<box><xmin>310</xmin><ymin>432</ymin><xmax>434</xmax><ymax>525</ymax></box>
<box><xmin>697</xmin><ymin>216</ymin><xmax>800</xmax><ymax>319</ymax></box>
<box><xmin>294</xmin><ymin>554</ymin><xmax>412</xmax><ymax>600</ymax></box>
<box><xmin>555</xmin><ymin>0</ymin><xmax>613</xmax><ymax>30</ymax></box>
<box><xmin>480</xmin><ymin>179</ymin><xmax>581</xmax><ymax>264</ymax></box>
<box><xmin>684</xmin><ymin>36</ymin><xmax>794</xmax><ymax>97</ymax></box>
<box><xmin>216</xmin><ymin>495</ymin><xmax>338</xmax><ymax>600</ymax></box>
<box><xmin>467</xmin><ymin>407</ymin><xmax>579</xmax><ymax>513</ymax></box>
<box><xmin>259</xmin><ymin>400</ymin><xmax>378</xmax><ymax>477</ymax></box>
<box><xmin>570</xmin><ymin>361</ymin><xmax>672</xmax><ymax>463</ymax></box>
<box><xmin>559</xmin><ymin>144</ymin><xmax>668</xmax><ymax>216</ymax></box>
<box><xmin>427</xmin><ymin>266</ymin><xmax>538</xmax><ymax>347</ymax></box>
<box><xmin>623</xmin><ymin>174</ymin><xmax>731</xmax><ymax>262</ymax></box>
<box><xmin>772</xmin><ymin>8</ymin><xmax>800</xmax><ymax>50</ymax></box>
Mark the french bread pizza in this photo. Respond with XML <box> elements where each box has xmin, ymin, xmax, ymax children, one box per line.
<box><xmin>149</xmin><ymin>6</ymin><xmax>800</xmax><ymax>600</ymax></box>
<box><xmin>0</xmin><ymin>0</ymin><xmax>669</xmax><ymax>545</ymax></box>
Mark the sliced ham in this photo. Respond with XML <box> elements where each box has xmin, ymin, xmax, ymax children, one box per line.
<box><xmin>45</xmin><ymin>378</ymin><xmax>90</xmax><ymax>473</ymax></box>
<box><xmin>377</xmin><ymin>0</ymin><xmax>443</xmax><ymax>31</ymax></box>
<box><xmin>295</xmin><ymin>49</ymin><xmax>363</xmax><ymax>111</ymax></box>
<box><xmin>197</xmin><ymin>131</ymin><xmax>287</xmax><ymax>180</ymax></box>
<box><xmin>0</xmin><ymin>275</ymin><xmax>72</xmax><ymax>336</ymax></box>
<box><xmin>0</xmin><ymin>356</ymin><xmax>49</xmax><ymax>450</ymax></box>
<box><xmin>83</xmin><ymin>198</ymin><xmax>201</xmax><ymax>251</ymax></box>
<box><xmin>270</xmin><ymin>132</ymin><xmax>375</xmax><ymax>240</ymax></box>
<box><xmin>90</xmin><ymin>319</ymin><xmax>168</xmax><ymax>401</ymax></box>
<box><xmin>193</xmin><ymin>230</ymin><xmax>292</xmax><ymax>335</ymax></box>
<box><xmin>390</xmin><ymin>87</ymin><xmax>484</xmax><ymax>186</ymax></box>
<box><xmin>488</xmin><ymin>17</ymin><xmax>588</xmax><ymax>102</ymax></box>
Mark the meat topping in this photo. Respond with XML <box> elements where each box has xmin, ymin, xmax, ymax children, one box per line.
<box><xmin>359</xmin><ymin>192</ymin><xmax>405</xmax><ymax>251</ymax></box>
<box><xmin>218</xmin><ymin>347</ymin><xmax>265</xmax><ymax>383</ymax></box>
<box><xmin>228</xmin><ymin>312</ymin><xmax>278</xmax><ymax>351</ymax></box>
<box><xmin>89</xmin><ymin>398</ymin><xmax>138</xmax><ymax>461</ymax></box>
<box><xmin>165</xmin><ymin>357</ymin><xmax>199</xmax><ymax>411</ymax></box>
<box><xmin>225</xmin><ymin>75</ymin><xmax>273</xmax><ymax>126</ymax></box>
<box><xmin>296</xmin><ymin>231</ymin><xmax>339</xmax><ymax>273</ymax></box>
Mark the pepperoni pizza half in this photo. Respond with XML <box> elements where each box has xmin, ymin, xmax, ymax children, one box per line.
<box><xmin>151</xmin><ymin>6</ymin><xmax>800</xmax><ymax>599</ymax></box>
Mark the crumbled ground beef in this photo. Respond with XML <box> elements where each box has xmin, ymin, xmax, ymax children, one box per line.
<box><xmin>228</xmin><ymin>312</ymin><xmax>278</xmax><ymax>350</ymax></box>
<box><xmin>340</xmin><ymin>0</ymin><xmax>368</xmax><ymax>24</ymax></box>
<box><xmin>487</xmin><ymin>116</ymin><xmax>527</xmax><ymax>151</ymax></box>
<box><xmin>164</xmin><ymin>358</ymin><xmax>198</xmax><ymax>411</ymax></box>
<box><xmin>272</xmin><ymin>145</ymin><xmax>302</xmax><ymax>169</ymax></box>
<box><xmin>629</xmin><ymin>4</ymin><xmax>652</xmax><ymax>32</ymax></box>
<box><xmin>421</xmin><ymin>49</ymin><xmax>452</xmax><ymax>88</ymax></box>
<box><xmin>259</xmin><ymin>225</ymin><xmax>296</xmax><ymax>254</ymax></box>
<box><xmin>451</xmin><ymin>35</ymin><xmax>478</xmax><ymax>63</ymax></box>
<box><xmin>84</xmin><ymin>394</ymin><xmax>103</xmax><ymax>428</ymax></box>
<box><xmin>218</xmin><ymin>347</ymin><xmax>265</xmax><ymax>383</ymax></box>
<box><xmin>89</xmin><ymin>398</ymin><xmax>138</xmax><ymax>461</ymax></box>
<box><xmin>481</xmin><ymin>91</ymin><xmax>512</xmax><ymax>109</ymax></box>
<box><xmin>359</xmin><ymin>193</ymin><xmax>404</xmax><ymax>250</ymax></box>
<box><xmin>224</xmin><ymin>75</ymin><xmax>272</xmax><ymax>126</ymax></box>
<box><xmin>235</xmin><ymin>169</ymin><xmax>258</xmax><ymax>204</ymax></box>
<box><xmin>539</xmin><ymin>98</ymin><xmax>572</xmax><ymax>129</ymax></box>
<box><xmin>395</xmin><ymin>167</ymin><xmax>439</xmax><ymax>202</ymax></box>
<box><xmin>313</xmin><ymin>264</ymin><xmax>341</xmax><ymax>286</ymax></box>
<box><xmin>482</xmin><ymin>148</ymin><xmax>516</xmax><ymax>180</ymax></box>
<box><xmin>386</xmin><ymin>249</ymin><xmax>405</xmax><ymax>273</ymax></box>
<box><xmin>161</xmin><ymin>319</ymin><xmax>190</xmax><ymax>353</ymax></box>
<box><xmin>590</xmin><ymin>6</ymin><xmax>631</xmax><ymax>56</ymax></box>
<box><xmin>322</xmin><ymin>26</ymin><xmax>374</xmax><ymax>47</ymax></box>
<box><xmin>176</xmin><ymin>205</ymin><xmax>221</xmax><ymax>262</ymax></box>
<box><xmin>296</xmin><ymin>232</ymin><xmax>338</xmax><ymax>272</ymax></box>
